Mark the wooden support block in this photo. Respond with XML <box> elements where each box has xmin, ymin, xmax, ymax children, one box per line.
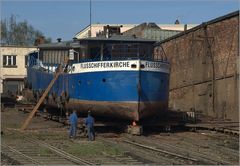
<box><xmin>127</xmin><ymin>125</ymin><xmax>143</xmax><ymax>135</ymax></box>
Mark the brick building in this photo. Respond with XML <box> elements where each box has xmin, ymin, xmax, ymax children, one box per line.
<box><xmin>155</xmin><ymin>11</ymin><xmax>239</xmax><ymax>122</ymax></box>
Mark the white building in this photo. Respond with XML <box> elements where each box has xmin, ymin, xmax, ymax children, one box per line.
<box><xmin>0</xmin><ymin>45</ymin><xmax>37</xmax><ymax>94</ymax></box>
<box><xmin>75</xmin><ymin>23</ymin><xmax>198</xmax><ymax>39</ymax></box>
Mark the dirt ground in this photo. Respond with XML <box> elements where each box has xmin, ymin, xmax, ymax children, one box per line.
<box><xmin>1</xmin><ymin>107</ymin><xmax>127</xmax><ymax>165</ymax></box>
<box><xmin>1</xmin><ymin>107</ymin><xmax>239</xmax><ymax>165</ymax></box>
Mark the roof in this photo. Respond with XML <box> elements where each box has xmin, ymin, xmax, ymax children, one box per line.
<box><xmin>74</xmin><ymin>23</ymin><xmax>137</xmax><ymax>37</ymax></box>
<box><xmin>74</xmin><ymin>23</ymin><xmax>198</xmax><ymax>38</ymax></box>
<box><xmin>154</xmin><ymin>10</ymin><xmax>239</xmax><ymax>46</ymax></box>
<box><xmin>38</xmin><ymin>41</ymin><xmax>73</xmax><ymax>49</ymax></box>
<box><xmin>0</xmin><ymin>45</ymin><xmax>37</xmax><ymax>48</ymax></box>
<box><xmin>79</xmin><ymin>35</ymin><xmax>156</xmax><ymax>43</ymax></box>
<box><xmin>38</xmin><ymin>36</ymin><xmax>156</xmax><ymax>49</ymax></box>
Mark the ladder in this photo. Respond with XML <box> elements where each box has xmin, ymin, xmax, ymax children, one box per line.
<box><xmin>20</xmin><ymin>65</ymin><xmax>65</xmax><ymax>131</ymax></box>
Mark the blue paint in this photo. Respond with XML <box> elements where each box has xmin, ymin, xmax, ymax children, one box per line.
<box><xmin>27</xmin><ymin>68</ymin><xmax>169</xmax><ymax>102</ymax></box>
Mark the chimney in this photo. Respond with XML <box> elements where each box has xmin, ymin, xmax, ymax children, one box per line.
<box><xmin>184</xmin><ymin>24</ymin><xmax>187</xmax><ymax>31</ymax></box>
<box><xmin>34</xmin><ymin>36</ymin><xmax>45</xmax><ymax>46</ymax></box>
<box><xmin>73</xmin><ymin>37</ymin><xmax>78</xmax><ymax>42</ymax></box>
<box><xmin>57</xmin><ymin>38</ymin><xmax>62</xmax><ymax>42</ymax></box>
<box><xmin>106</xmin><ymin>25</ymin><xmax>110</xmax><ymax>38</ymax></box>
<box><xmin>175</xmin><ymin>19</ymin><xmax>180</xmax><ymax>24</ymax></box>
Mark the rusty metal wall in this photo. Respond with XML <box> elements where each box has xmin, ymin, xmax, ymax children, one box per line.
<box><xmin>155</xmin><ymin>12</ymin><xmax>239</xmax><ymax>122</ymax></box>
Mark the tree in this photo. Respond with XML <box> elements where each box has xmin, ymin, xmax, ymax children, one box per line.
<box><xmin>0</xmin><ymin>15</ymin><xmax>52</xmax><ymax>46</ymax></box>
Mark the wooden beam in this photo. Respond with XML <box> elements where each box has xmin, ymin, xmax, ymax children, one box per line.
<box><xmin>20</xmin><ymin>66</ymin><xmax>63</xmax><ymax>131</ymax></box>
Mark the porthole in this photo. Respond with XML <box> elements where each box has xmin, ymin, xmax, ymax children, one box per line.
<box><xmin>131</xmin><ymin>64</ymin><xmax>137</xmax><ymax>68</ymax></box>
<box><xmin>140</xmin><ymin>64</ymin><xmax>145</xmax><ymax>69</ymax></box>
<box><xmin>72</xmin><ymin>66</ymin><xmax>75</xmax><ymax>71</ymax></box>
<box><xmin>78</xmin><ymin>80</ymin><xmax>81</xmax><ymax>85</ymax></box>
<box><xmin>102</xmin><ymin>78</ymin><xmax>106</xmax><ymax>82</ymax></box>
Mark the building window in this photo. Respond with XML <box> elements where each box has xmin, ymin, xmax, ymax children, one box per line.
<box><xmin>3</xmin><ymin>55</ymin><xmax>17</xmax><ymax>67</ymax></box>
<box><xmin>25</xmin><ymin>55</ymin><xmax>28</xmax><ymax>67</ymax></box>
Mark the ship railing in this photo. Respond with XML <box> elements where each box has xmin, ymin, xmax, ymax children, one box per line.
<box><xmin>78</xmin><ymin>57</ymin><xmax>169</xmax><ymax>63</ymax></box>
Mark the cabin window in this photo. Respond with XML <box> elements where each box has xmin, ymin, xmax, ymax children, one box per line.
<box><xmin>106</xmin><ymin>43</ymin><xmax>140</xmax><ymax>60</ymax></box>
<box><xmin>139</xmin><ymin>44</ymin><xmax>153</xmax><ymax>60</ymax></box>
<box><xmin>79</xmin><ymin>41</ymin><xmax>154</xmax><ymax>61</ymax></box>
<box><xmin>88</xmin><ymin>45</ymin><xmax>101</xmax><ymax>60</ymax></box>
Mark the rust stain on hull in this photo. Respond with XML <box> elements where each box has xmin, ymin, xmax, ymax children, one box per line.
<box><xmin>47</xmin><ymin>98</ymin><xmax>168</xmax><ymax>121</ymax></box>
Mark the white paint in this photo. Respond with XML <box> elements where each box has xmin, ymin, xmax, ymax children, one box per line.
<box><xmin>70</xmin><ymin>60</ymin><xmax>170</xmax><ymax>74</ymax></box>
<box><xmin>141</xmin><ymin>60</ymin><xmax>170</xmax><ymax>73</ymax></box>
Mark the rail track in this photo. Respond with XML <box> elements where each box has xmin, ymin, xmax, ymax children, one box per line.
<box><xmin>123</xmin><ymin>139</ymin><xmax>200</xmax><ymax>164</ymax></box>
<box><xmin>2</xmin><ymin>129</ymin><xmax>146</xmax><ymax>165</ymax></box>
<box><xmin>2</xmin><ymin>129</ymin><xmax>93</xmax><ymax>165</ymax></box>
<box><xmin>2</xmin><ymin>103</ymin><xmax>239</xmax><ymax>165</ymax></box>
<box><xmin>124</xmin><ymin>134</ymin><xmax>237</xmax><ymax>165</ymax></box>
<box><xmin>160</xmin><ymin>131</ymin><xmax>239</xmax><ymax>160</ymax></box>
<box><xmin>1</xmin><ymin>144</ymin><xmax>43</xmax><ymax>165</ymax></box>
<box><xmin>98</xmin><ymin>136</ymin><xmax>195</xmax><ymax>165</ymax></box>
<box><xmin>98</xmin><ymin>133</ymin><xmax>238</xmax><ymax>165</ymax></box>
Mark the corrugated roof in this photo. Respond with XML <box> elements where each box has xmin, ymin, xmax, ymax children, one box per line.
<box><xmin>79</xmin><ymin>35</ymin><xmax>156</xmax><ymax>43</ymax></box>
<box><xmin>38</xmin><ymin>41</ymin><xmax>73</xmax><ymax>49</ymax></box>
<box><xmin>37</xmin><ymin>36</ymin><xmax>156</xmax><ymax>49</ymax></box>
<box><xmin>0</xmin><ymin>45</ymin><xmax>37</xmax><ymax>48</ymax></box>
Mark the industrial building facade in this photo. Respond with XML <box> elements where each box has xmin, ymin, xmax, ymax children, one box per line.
<box><xmin>0</xmin><ymin>46</ymin><xmax>37</xmax><ymax>94</ymax></box>
<box><xmin>155</xmin><ymin>11</ymin><xmax>239</xmax><ymax>122</ymax></box>
<box><xmin>75</xmin><ymin>23</ymin><xmax>197</xmax><ymax>39</ymax></box>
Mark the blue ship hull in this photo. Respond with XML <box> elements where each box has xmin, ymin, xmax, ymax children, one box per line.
<box><xmin>27</xmin><ymin>60</ymin><xmax>169</xmax><ymax>121</ymax></box>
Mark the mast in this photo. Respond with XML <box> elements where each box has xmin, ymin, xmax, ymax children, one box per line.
<box><xmin>90</xmin><ymin>0</ymin><xmax>92</xmax><ymax>37</ymax></box>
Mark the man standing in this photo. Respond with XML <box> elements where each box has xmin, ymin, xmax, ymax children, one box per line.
<box><xmin>69</xmin><ymin>110</ymin><xmax>78</xmax><ymax>139</ymax></box>
<box><xmin>85</xmin><ymin>110</ymin><xmax>95</xmax><ymax>141</ymax></box>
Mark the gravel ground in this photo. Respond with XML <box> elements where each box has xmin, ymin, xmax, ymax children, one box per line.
<box><xmin>1</xmin><ymin>107</ymin><xmax>239</xmax><ymax>165</ymax></box>
<box><xmin>1</xmin><ymin>153</ymin><xmax>21</xmax><ymax>165</ymax></box>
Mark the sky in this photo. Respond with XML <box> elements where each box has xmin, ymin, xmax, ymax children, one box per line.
<box><xmin>1</xmin><ymin>0</ymin><xmax>239</xmax><ymax>41</ymax></box>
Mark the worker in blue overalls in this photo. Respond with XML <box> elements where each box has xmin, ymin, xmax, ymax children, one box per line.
<box><xmin>85</xmin><ymin>110</ymin><xmax>95</xmax><ymax>141</ymax></box>
<box><xmin>69</xmin><ymin>110</ymin><xmax>78</xmax><ymax>139</ymax></box>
